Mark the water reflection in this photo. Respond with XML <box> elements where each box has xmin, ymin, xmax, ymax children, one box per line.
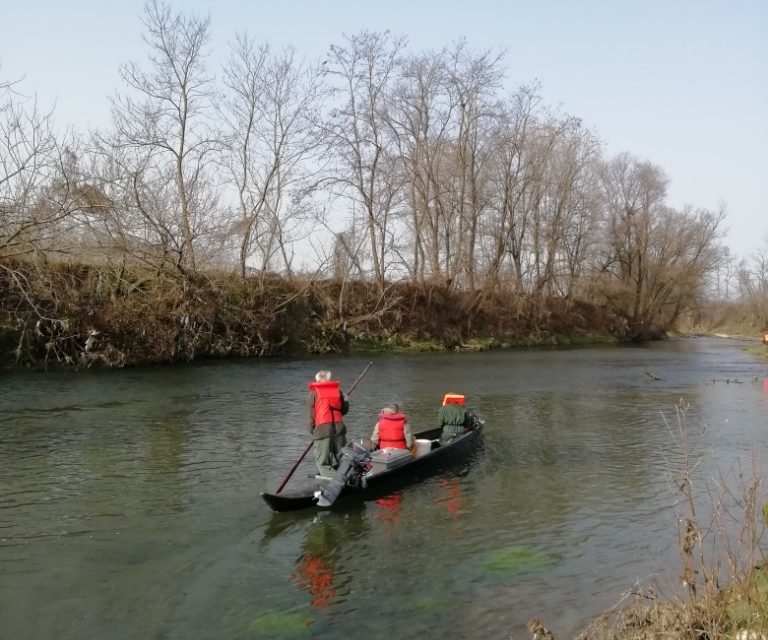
<box><xmin>296</xmin><ymin>552</ymin><xmax>336</xmax><ymax>608</ymax></box>
<box><xmin>435</xmin><ymin>477</ymin><xmax>463</xmax><ymax>521</ymax></box>
<box><xmin>374</xmin><ymin>491</ymin><xmax>403</xmax><ymax>533</ymax></box>
<box><xmin>293</xmin><ymin>509</ymin><xmax>368</xmax><ymax>611</ymax></box>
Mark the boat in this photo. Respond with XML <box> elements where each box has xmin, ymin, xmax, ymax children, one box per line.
<box><xmin>261</xmin><ymin>422</ymin><xmax>484</xmax><ymax>512</ymax></box>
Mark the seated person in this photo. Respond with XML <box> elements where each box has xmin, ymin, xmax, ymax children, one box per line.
<box><xmin>371</xmin><ymin>403</ymin><xmax>414</xmax><ymax>450</ymax></box>
<box><xmin>438</xmin><ymin>393</ymin><xmax>468</xmax><ymax>444</ymax></box>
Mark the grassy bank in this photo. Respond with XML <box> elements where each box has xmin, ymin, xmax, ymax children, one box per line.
<box><xmin>0</xmin><ymin>260</ymin><xmax>628</xmax><ymax>370</ymax></box>
<box><xmin>745</xmin><ymin>344</ymin><xmax>768</xmax><ymax>360</ymax></box>
<box><xmin>571</xmin><ymin>557</ymin><xmax>768</xmax><ymax>640</ymax></box>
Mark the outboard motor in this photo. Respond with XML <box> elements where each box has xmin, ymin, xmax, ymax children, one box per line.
<box><xmin>466</xmin><ymin>412</ymin><xmax>485</xmax><ymax>430</ymax></box>
<box><xmin>315</xmin><ymin>441</ymin><xmax>371</xmax><ymax>507</ymax></box>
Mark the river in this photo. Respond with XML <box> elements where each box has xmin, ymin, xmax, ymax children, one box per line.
<box><xmin>1</xmin><ymin>338</ymin><xmax>767</xmax><ymax>639</ymax></box>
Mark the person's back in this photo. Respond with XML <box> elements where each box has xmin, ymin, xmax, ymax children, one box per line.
<box><xmin>307</xmin><ymin>370</ymin><xmax>349</xmax><ymax>475</ymax></box>
<box><xmin>371</xmin><ymin>404</ymin><xmax>413</xmax><ymax>450</ymax></box>
<box><xmin>438</xmin><ymin>393</ymin><xmax>468</xmax><ymax>444</ymax></box>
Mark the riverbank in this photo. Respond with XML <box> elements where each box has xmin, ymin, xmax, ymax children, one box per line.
<box><xmin>670</xmin><ymin>329</ymin><xmax>768</xmax><ymax>362</ymax></box>
<box><xmin>669</xmin><ymin>329</ymin><xmax>763</xmax><ymax>342</ymax></box>
<box><xmin>745</xmin><ymin>344</ymin><xmax>768</xmax><ymax>360</ymax></box>
<box><xmin>528</xmin><ymin>374</ymin><xmax>768</xmax><ymax>640</ymax></box>
<box><xmin>568</xmin><ymin>567</ymin><xmax>768</xmax><ymax>639</ymax></box>
<box><xmin>0</xmin><ymin>261</ymin><xmax>629</xmax><ymax>370</ymax></box>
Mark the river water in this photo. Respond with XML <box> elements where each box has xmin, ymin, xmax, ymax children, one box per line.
<box><xmin>1</xmin><ymin>338</ymin><xmax>767</xmax><ymax>639</ymax></box>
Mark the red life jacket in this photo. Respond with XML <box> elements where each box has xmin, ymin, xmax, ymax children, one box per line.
<box><xmin>309</xmin><ymin>380</ymin><xmax>344</xmax><ymax>425</ymax></box>
<box><xmin>378</xmin><ymin>412</ymin><xmax>408</xmax><ymax>449</ymax></box>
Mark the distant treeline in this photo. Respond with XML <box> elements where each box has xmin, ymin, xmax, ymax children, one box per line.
<box><xmin>1</xmin><ymin>1</ymin><xmax>766</xmax><ymax>368</ymax></box>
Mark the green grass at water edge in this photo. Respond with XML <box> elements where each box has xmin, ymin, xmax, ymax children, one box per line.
<box><xmin>744</xmin><ymin>344</ymin><xmax>768</xmax><ymax>360</ymax></box>
<box><xmin>351</xmin><ymin>335</ymin><xmax>444</xmax><ymax>353</ymax></box>
<box><xmin>724</xmin><ymin>565</ymin><xmax>768</xmax><ymax>629</ymax></box>
<box><xmin>350</xmin><ymin>332</ymin><xmax>619</xmax><ymax>355</ymax></box>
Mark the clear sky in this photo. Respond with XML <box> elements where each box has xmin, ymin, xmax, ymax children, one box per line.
<box><xmin>2</xmin><ymin>0</ymin><xmax>766</xmax><ymax>259</ymax></box>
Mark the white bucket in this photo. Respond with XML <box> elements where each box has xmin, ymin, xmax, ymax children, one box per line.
<box><xmin>415</xmin><ymin>439</ymin><xmax>432</xmax><ymax>457</ymax></box>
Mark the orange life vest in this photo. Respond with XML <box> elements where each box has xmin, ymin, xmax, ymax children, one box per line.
<box><xmin>442</xmin><ymin>393</ymin><xmax>465</xmax><ymax>406</ymax></box>
<box><xmin>378</xmin><ymin>411</ymin><xmax>408</xmax><ymax>449</ymax></box>
<box><xmin>309</xmin><ymin>380</ymin><xmax>344</xmax><ymax>425</ymax></box>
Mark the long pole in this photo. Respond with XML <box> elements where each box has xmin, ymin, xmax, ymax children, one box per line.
<box><xmin>344</xmin><ymin>360</ymin><xmax>374</xmax><ymax>396</ymax></box>
<box><xmin>275</xmin><ymin>361</ymin><xmax>373</xmax><ymax>494</ymax></box>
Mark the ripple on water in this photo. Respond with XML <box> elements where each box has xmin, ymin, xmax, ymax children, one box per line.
<box><xmin>1</xmin><ymin>340</ymin><xmax>766</xmax><ymax>640</ymax></box>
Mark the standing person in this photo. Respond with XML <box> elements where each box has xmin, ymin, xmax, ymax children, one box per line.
<box><xmin>438</xmin><ymin>393</ymin><xmax>468</xmax><ymax>444</ymax></box>
<box><xmin>307</xmin><ymin>370</ymin><xmax>349</xmax><ymax>476</ymax></box>
<box><xmin>370</xmin><ymin>403</ymin><xmax>413</xmax><ymax>450</ymax></box>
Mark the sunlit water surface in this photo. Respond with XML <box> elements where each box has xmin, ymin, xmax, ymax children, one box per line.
<box><xmin>1</xmin><ymin>338</ymin><xmax>767</xmax><ymax>639</ymax></box>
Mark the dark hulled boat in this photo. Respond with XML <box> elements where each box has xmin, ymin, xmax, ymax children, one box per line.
<box><xmin>261</xmin><ymin>423</ymin><xmax>483</xmax><ymax>512</ymax></box>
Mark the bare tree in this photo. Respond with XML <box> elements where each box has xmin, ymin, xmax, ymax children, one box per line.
<box><xmin>482</xmin><ymin>85</ymin><xmax>541</xmax><ymax>292</ymax></box>
<box><xmin>444</xmin><ymin>41</ymin><xmax>504</xmax><ymax>292</ymax></box>
<box><xmin>597</xmin><ymin>153</ymin><xmax>668</xmax><ymax>333</ymax></box>
<box><xmin>388</xmin><ymin>47</ymin><xmax>454</xmax><ymax>284</ymax></box>
<box><xmin>91</xmin><ymin>141</ymin><xmax>187</xmax><ymax>274</ymax></box>
<box><xmin>387</xmin><ymin>43</ymin><xmax>505</xmax><ymax>291</ymax></box>
<box><xmin>558</xmin><ymin>151</ymin><xmax>601</xmax><ymax>300</ymax></box>
<box><xmin>324</xmin><ymin>30</ymin><xmax>406</xmax><ymax>293</ymax></box>
<box><xmin>736</xmin><ymin>240</ymin><xmax>768</xmax><ymax>329</ymax></box>
<box><xmin>706</xmin><ymin>245</ymin><xmax>738</xmax><ymax>300</ymax></box>
<box><xmin>108</xmin><ymin>0</ymin><xmax>219</xmax><ymax>273</ymax></box>
<box><xmin>596</xmin><ymin>153</ymin><xmax>724</xmax><ymax>337</ymax></box>
<box><xmin>530</xmin><ymin>115</ymin><xmax>600</xmax><ymax>299</ymax></box>
<box><xmin>221</xmin><ymin>35</ymin><xmax>324</xmax><ymax>279</ymax></box>
<box><xmin>0</xmin><ymin>74</ymin><xmax>62</xmax><ymax>259</ymax></box>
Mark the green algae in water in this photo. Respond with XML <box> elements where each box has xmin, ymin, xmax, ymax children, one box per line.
<box><xmin>482</xmin><ymin>546</ymin><xmax>558</xmax><ymax>576</ymax></box>
<box><xmin>249</xmin><ymin>611</ymin><xmax>310</xmax><ymax>638</ymax></box>
<box><xmin>411</xmin><ymin>594</ymin><xmax>447</xmax><ymax>614</ymax></box>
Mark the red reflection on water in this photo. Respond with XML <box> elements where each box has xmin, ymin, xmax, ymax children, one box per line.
<box><xmin>435</xmin><ymin>477</ymin><xmax>463</xmax><ymax>520</ymax></box>
<box><xmin>376</xmin><ymin>493</ymin><xmax>403</xmax><ymax>515</ymax></box>
<box><xmin>295</xmin><ymin>553</ymin><xmax>336</xmax><ymax>608</ymax></box>
<box><xmin>374</xmin><ymin>492</ymin><xmax>403</xmax><ymax>533</ymax></box>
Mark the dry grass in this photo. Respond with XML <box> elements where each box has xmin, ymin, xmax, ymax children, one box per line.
<box><xmin>0</xmin><ymin>259</ymin><xmax>624</xmax><ymax>368</ymax></box>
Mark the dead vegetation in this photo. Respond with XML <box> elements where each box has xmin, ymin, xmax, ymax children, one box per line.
<box><xmin>2</xmin><ymin>9</ymin><xmax>729</xmax><ymax>361</ymax></box>
<box><xmin>0</xmin><ymin>259</ymin><xmax>626</xmax><ymax>369</ymax></box>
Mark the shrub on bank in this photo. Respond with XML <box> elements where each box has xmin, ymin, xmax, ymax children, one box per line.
<box><xmin>0</xmin><ymin>260</ymin><xmax>627</xmax><ymax>369</ymax></box>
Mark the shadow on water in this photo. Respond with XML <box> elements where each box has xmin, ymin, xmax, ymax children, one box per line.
<box><xmin>251</xmin><ymin>443</ymin><xmax>491</xmax><ymax>638</ymax></box>
<box><xmin>259</xmin><ymin>500</ymin><xmax>368</xmax><ymax>548</ymax></box>
<box><xmin>249</xmin><ymin>505</ymin><xmax>371</xmax><ymax>639</ymax></box>
<box><xmin>293</xmin><ymin>507</ymin><xmax>370</xmax><ymax>609</ymax></box>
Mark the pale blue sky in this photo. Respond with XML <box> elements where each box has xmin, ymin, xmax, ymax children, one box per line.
<box><xmin>1</xmin><ymin>0</ymin><xmax>766</xmax><ymax>259</ymax></box>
